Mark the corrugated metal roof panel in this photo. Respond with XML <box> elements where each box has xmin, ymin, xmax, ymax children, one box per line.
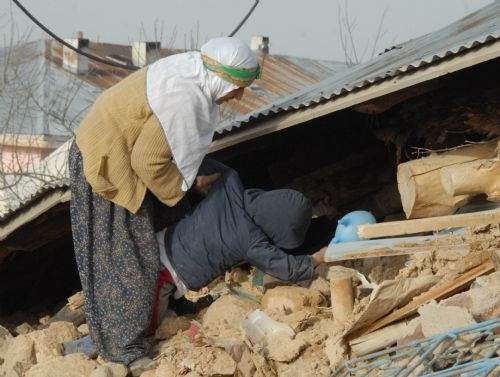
<box><xmin>47</xmin><ymin>42</ymin><xmax>346</xmax><ymax>119</ymax></box>
<box><xmin>219</xmin><ymin>55</ymin><xmax>346</xmax><ymax>123</ymax></box>
<box><xmin>0</xmin><ymin>179</ymin><xmax>69</xmax><ymax>225</ymax></box>
<box><xmin>216</xmin><ymin>2</ymin><xmax>500</xmax><ymax>134</ymax></box>
<box><xmin>0</xmin><ymin>141</ymin><xmax>70</xmax><ymax>220</ymax></box>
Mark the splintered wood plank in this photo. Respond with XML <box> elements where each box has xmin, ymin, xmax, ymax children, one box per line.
<box><xmin>358</xmin><ymin>208</ymin><xmax>500</xmax><ymax>240</ymax></box>
<box><xmin>325</xmin><ymin>233</ymin><xmax>468</xmax><ymax>262</ymax></box>
<box><xmin>349</xmin><ymin>320</ymin><xmax>418</xmax><ymax>356</ymax></box>
<box><xmin>356</xmin><ymin>261</ymin><xmax>494</xmax><ymax>336</ymax></box>
<box><xmin>67</xmin><ymin>291</ymin><xmax>85</xmax><ymax>310</ymax></box>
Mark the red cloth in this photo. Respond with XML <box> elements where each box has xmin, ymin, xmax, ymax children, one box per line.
<box><xmin>147</xmin><ymin>268</ymin><xmax>174</xmax><ymax>336</ymax></box>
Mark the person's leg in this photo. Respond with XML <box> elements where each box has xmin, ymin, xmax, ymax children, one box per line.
<box><xmin>156</xmin><ymin>282</ymin><xmax>175</xmax><ymax>326</ymax></box>
<box><xmin>69</xmin><ymin>141</ymin><xmax>159</xmax><ymax>365</ymax></box>
<box><xmin>148</xmin><ymin>278</ymin><xmax>175</xmax><ymax>336</ymax></box>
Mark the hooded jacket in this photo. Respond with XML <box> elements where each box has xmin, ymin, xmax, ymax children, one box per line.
<box><xmin>165</xmin><ymin>159</ymin><xmax>314</xmax><ymax>291</ymax></box>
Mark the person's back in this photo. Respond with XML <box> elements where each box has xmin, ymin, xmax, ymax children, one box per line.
<box><xmin>165</xmin><ymin>159</ymin><xmax>316</xmax><ymax>291</ymax></box>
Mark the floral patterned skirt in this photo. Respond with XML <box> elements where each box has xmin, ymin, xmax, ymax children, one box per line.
<box><xmin>69</xmin><ymin>141</ymin><xmax>159</xmax><ymax>364</ymax></box>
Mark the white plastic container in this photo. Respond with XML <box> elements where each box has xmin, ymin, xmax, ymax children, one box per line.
<box><xmin>241</xmin><ymin>309</ymin><xmax>294</xmax><ymax>346</ymax></box>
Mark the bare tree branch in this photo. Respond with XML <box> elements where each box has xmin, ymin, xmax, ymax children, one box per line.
<box><xmin>336</xmin><ymin>1</ymin><xmax>390</xmax><ymax>65</ymax></box>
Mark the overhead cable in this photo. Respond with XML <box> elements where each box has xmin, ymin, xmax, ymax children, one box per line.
<box><xmin>12</xmin><ymin>0</ymin><xmax>260</xmax><ymax>70</ymax></box>
<box><xmin>228</xmin><ymin>0</ymin><xmax>260</xmax><ymax>37</ymax></box>
<box><xmin>11</xmin><ymin>0</ymin><xmax>139</xmax><ymax>70</ymax></box>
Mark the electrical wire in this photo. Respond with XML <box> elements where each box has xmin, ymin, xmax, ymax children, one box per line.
<box><xmin>11</xmin><ymin>0</ymin><xmax>139</xmax><ymax>70</ymax></box>
<box><xmin>12</xmin><ymin>0</ymin><xmax>260</xmax><ymax>70</ymax></box>
<box><xmin>228</xmin><ymin>0</ymin><xmax>260</xmax><ymax>37</ymax></box>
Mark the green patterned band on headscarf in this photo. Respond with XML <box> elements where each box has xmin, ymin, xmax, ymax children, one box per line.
<box><xmin>202</xmin><ymin>55</ymin><xmax>261</xmax><ymax>87</ymax></box>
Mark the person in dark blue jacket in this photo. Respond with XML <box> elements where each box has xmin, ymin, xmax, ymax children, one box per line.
<box><xmin>152</xmin><ymin>158</ymin><xmax>326</xmax><ymax>318</ymax></box>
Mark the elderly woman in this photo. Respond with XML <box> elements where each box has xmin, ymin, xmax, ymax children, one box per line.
<box><xmin>69</xmin><ymin>37</ymin><xmax>259</xmax><ymax>368</ymax></box>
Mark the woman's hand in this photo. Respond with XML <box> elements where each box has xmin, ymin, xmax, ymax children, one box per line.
<box><xmin>193</xmin><ymin>173</ymin><xmax>221</xmax><ymax>195</ymax></box>
<box><xmin>311</xmin><ymin>246</ymin><xmax>327</xmax><ymax>267</ymax></box>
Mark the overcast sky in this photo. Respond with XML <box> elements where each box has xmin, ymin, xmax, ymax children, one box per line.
<box><xmin>2</xmin><ymin>0</ymin><xmax>494</xmax><ymax>62</ymax></box>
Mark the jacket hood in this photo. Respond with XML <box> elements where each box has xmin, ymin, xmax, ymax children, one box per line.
<box><xmin>244</xmin><ymin>189</ymin><xmax>312</xmax><ymax>249</ymax></box>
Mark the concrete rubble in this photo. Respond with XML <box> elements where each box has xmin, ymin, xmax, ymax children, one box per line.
<box><xmin>0</xmin><ymin>225</ymin><xmax>498</xmax><ymax>377</ymax></box>
<box><xmin>418</xmin><ymin>300</ymin><xmax>476</xmax><ymax>337</ymax></box>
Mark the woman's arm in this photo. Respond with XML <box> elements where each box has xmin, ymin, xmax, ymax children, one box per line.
<box><xmin>131</xmin><ymin>118</ymin><xmax>186</xmax><ymax>207</ymax></box>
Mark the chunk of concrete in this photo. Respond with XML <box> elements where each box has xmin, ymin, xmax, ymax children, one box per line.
<box><xmin>275</xmin><ymin>356</ymin><xmax>332</xmax><ymax>377</ymax></box>
<box><xmin>418</xmin><ymin>301</ymin><xmax>476</xmax><ymax>337</ymax></box>
<box><xmin>106</xmin><ymin>362</ymin><xmax>128</xmax><ymax>377</ymax></box>
<box><xmin>92</xmin><ymin>362</ymin><xmax>128</xmax><ymax>377</ymax></box>
<box><xmin>265</xmin><ymin>332</ymin><xmax>308</xmax><ymax>362</ymax></box>
<box><xmin>441</xmin><ymin>271</ymin><xmax>500</xmax><ymax>322</ymax></box>
<box><xmin>0</xmin><ymin>325</ymin><xmax>11</xmax><ymax>340</ymax></box>
<box><xmin>27</xmin><ymin>321</ymin><xmax>79</xmax><ymax>362</ymax></box>
<box><xmin>77</xmin><ymin>323</ymin><xmax>89</xmax><ymax>336</ymax></box>
<box><xmin>183</xmin><ymin>373</ymin><xmax>202</xmax><ymax>377</ymax></box>
<box><xmin>155</xmin><ymin>316</ymin><xmax>191</xmax><ymax>340</ymax></box>
<box><xmin>202</xmin><ymin>295</ymin><xmax>258</xmax><ymax>337</ymax></box>
<box><xmin>308</xmin><ymin>276</ymin><xmax>330</xmax><ymax>300</ymax></box>
<box><xmin>0</xmin><ymin>325</ymin><xmax>12</xmax><ymax>351</ymax></box>
<box><xmin>90</xmin><ymin>365</ymin><xmax>113</xmax><ymax>377</ymax></box>
<box><xmin>15</xmin><ymin>322</ymin><xmax>34</xmax><ymax>335</ymax></box>
<box><xmin>154</xmin><ymin>358</ymin><xmax>177</xmax><ymax>377</ymax></box>
<box><xmin>180</xmin><ymin>347</ymin><xmax>236</xmax><ymax>376</ymax></box>
<box><xmin>25</xmin><ymin>353</ymin><xmax>99</xmax><ymax>377</ymax></box>
<box><xmin>324</xmin><ymin>336</ymin><xmax>347</xmax><ymax>370</ymax></box>
<box><xmin>279</xmin><ymin>310</ymin><xmax>314</xmax><ymax>333</ymax></box>
<box><xmin>39</xmin><ymin>315</ymin><xmax>51</xmax><ymax>326</ymax></box>
<box><xmin>261</xmin><ymin>286</ymin><xmax>326</xmax><ymax>314</ymax></box>
<box><xmin>0</xmin><ymin>334</ymin><xmax>36</xmax><ymax>377</ymax></box>
<box><xmin>233</xmin><ymin>345</ymin><xmax>256</xmax><ymax>377</ymax></box>
<box><xmin>139</xmin><ymin>371</ymin><xmax>156</xmax><ymax>377</ymax></box>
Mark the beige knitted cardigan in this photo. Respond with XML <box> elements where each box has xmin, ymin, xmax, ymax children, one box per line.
<box><xmin>76</xmin><ymin>67</ymin><xmax>185</xmax><ymax>213</ymax></box>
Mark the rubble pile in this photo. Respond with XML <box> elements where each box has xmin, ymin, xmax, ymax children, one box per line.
<box><xmin>0</xmin><ymin>225</ymin><xmax>498</xmax><ymax>377</ymax></box>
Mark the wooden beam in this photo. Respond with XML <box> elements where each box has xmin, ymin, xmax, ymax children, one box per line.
<box><xmin>441</xmin><ymin>158</ymin><xmax>500</xmax><ymax>199</ymax></box>
<box><xmin>397</xmin><ymin>139</ymin><xmax>499</xmax><ymax>219</ymax></box>
<box><xmin>356</xmin><ymin>261</ymin><xmax>494</xmax><ymax>336</ymax></box>
<box><xmin>330</xmin><ymin>278</ymin><xmax>354</xmax><ymax>326</ymax></box>
<box><xmin>325</xmin><ymin>233</ymin><xmax>468</xmax><ymax>262</ymax></box>
<box><xmin>352</xmin><ymin>80</ymin><xmax>442</xmax><ymax>114</ymax></box>
<box><xmin>67</xmin><ymin>291</ymin><xmax>85</xmax><ymax>311</ymax></box>
<box><xmin>209</xmin><ymin>42</ymin><xmax>500</xmax><ymax>153</ymax></box>
<box><xmin>349</xmin><ymin>319</ymin><xmax>419</xmax><ymax>356</ymax></box>
<box><xmin>358</xmin><ymin>208</ymin><xmax>500</xmax><ymax>240</ymax></box>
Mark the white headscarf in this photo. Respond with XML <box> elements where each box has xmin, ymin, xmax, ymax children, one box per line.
<box><xmin>146</xmin><ymin>37</ymin><xmax>257</xmax><ymax>192</ymax></box>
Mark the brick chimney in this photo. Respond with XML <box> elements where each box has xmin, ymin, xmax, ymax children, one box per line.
<box><xmin>250</xmin><ymin>36</ymin><xmax>269</xmax><ymax>55</ymax></box>
<box><xmin>62</xmin><ymin>32</ymin><xmax>89</xmax><ymax>74</ymax></box>
<box><xmin>131</xmin><ymin>41</ymin><xmax>161</xmax><ymax>67</ymax></box>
